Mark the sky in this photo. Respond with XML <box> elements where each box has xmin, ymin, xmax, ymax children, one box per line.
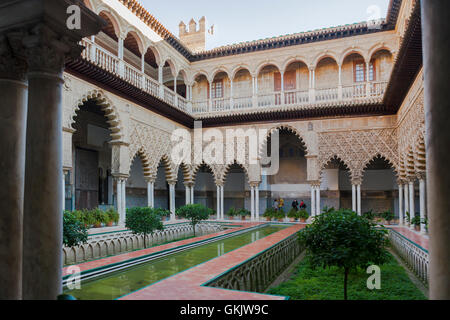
<box><xmin>140</xmin><ymin>0</ymin><xmax>390</xmax><ymax>50</ymax></box>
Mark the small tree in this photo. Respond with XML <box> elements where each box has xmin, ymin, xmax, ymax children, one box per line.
<box><xmin>63</xmin><ymin>211</ymin><xmax>88</xmax><ymax>247</ymax></box>
<box><xmin>298</xmin><ymin>208</ymin><xmax>389</xmax><ymax>300</ymax></box>
<box><xmin>176</xmin><ymin>204</ymin><xmax>212</xmax><ymax>236</ymax></box>
<box><xmin>125</xmin><ymin>207</ymin><xmax>164</xmax><ymax>248</ymax></box>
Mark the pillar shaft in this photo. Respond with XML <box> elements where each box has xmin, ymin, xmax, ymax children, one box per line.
<box><xmin>399</xmin><ymin>184</ymin><xmax>404</xmax><ymax>225</ymax></box>
<box><xmin>310</xmin><ymin>185</ymin><xmax>316</xmax><ymax>217</ymax></box>
<box><xmin>0</xmin><ymin>67</ymin><xmax>27</xmax><ymax>299</ymax></box>
<box><xmin>251</xmin><ymin>186</ymin><xmax>255</xmax><ymax>221</ymax></box>
<box><xmin>23</xmin><ymin>57</ymin><xmax>65</xmax><ymax>299</ymax></box>
<box><xmin>404</xmin><ymin>181</ymin><xmax>409</xmax><ymax>221</ymax></box>
<box><xmin>422</xmin><ymin>0</ymin><xmax>450</xmax><ymax>298</ymax></box>
<box><xmin>220</xmin><ymin>186</ymin><xmax>224</xmax><ymax>220</ymax></box>
<box><xmin>169</xmin><ymin>183</ymin><xmax>176</xmax><ymax>221</ymax></box>
<box><xmin>357</xmin><ymin>184</ymin><xmax>361</xmax><ymax>215</ymax></box>
<box><xmin>255</xmin><ymin>186</ymin><xmax>260</xmax><ymax>221</ymax></box>
<box><xmin>409</xmin><ymin>181</ymin><xmax>415</xmax><ymax>229</ymax></box>
<box><xmin>315</xmin><ymin>186</ymin><xmax>320</xmax><ymax>216</ymax></box>
<box><xmin>352</xmin><ymin>184</ymin><xmax>356</xmax><ymax>212</ymax></box>
<box><xmin>419</xmin><ymin>179</ymin><xmax>427</xmax><ymax>234</ymax></box>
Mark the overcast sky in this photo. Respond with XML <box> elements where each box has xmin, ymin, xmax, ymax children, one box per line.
<box><xmin>140</xmin><ymin>0</ymin><xmax>390</xmax><ymax>50</ymax></box>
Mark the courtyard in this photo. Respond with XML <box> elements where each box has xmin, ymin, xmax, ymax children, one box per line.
<box><xmin>0</xmin><ymin>0</ymin><xmax>449</xmax><ymax>310</ymax></box>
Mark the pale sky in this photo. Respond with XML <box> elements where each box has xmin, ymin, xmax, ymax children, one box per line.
<box><xmin>140</xmin><ymin>0</ymin><xmax>390</xmax><ymax>50</ymax></box>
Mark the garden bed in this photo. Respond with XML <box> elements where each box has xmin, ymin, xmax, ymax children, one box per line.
<box><xmin>267</xmin><ymin>253</ymin><xmax>426</xmax><ymax>300</ymax></box>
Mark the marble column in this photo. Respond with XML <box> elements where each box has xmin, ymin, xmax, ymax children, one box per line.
<box><xmin>310</xmin><ymin>184</ymin><xmax>316</xmax><ymax>217</ymax></box>
<box><xmin>220</xmin><ymin>185</ymin><xmax>224</xmax><ymax>220</ymax></box>
<box><xmin>184</xmin><ymin>183</ymin><xmax>190</xmax><ymax>205</ymax></box>
<box><xmin>0</xmin><ymin>44</ymin><xmax>27</xmax><ymax>300</ymax></box>
<box><xmin>216</xmin><ymin>185</ymin><xmax>220</xmax><ymax>220</ymax></box>
<box><xmin>169</xmin><ymin>182</ymin><xmax>176</xmax><ymax>221</ymax></box>
<box><xmin>418</xmin><ymin>173</ymin><xmax>427</xmax><ymax>234</ymax></box>
<box><xmin>251</xmin><ymin>186</ymin><xmax>255</xmax><ymax>221</ymax></box>
<box><xmin>13</xmin><ymin>1</ymin><xmax>103</xmax><ymax>300</ymax></box>
<box><xmin>357</xmin><ymin>184</ymin><xmax>362</xmax><ymax>216</ymax></box>
<box><xmin>22</xmin><ymin>39</ymin><xmax>67</xmax><ymax>300</ymax></box>
<box><xmin>409</xmin><ymin>179</ymin><xmax>415</xmax><ymax>230</ymax></box>
<box><xmin>190</xmin><ymin>186</ymin><xmax>194</xmax><ymax>204</ymax></box>
<box><xmin>115</xmin><ymin>178</ymin><xmax>122</xmax><ymax>218</ymax></box>
<box><xmin>255</xmin><ymin>185</ymin><xmax>260</xmax><ymax>221</ymax></box>
<box><xmin>422</xmin><ymin>0</ymin><xmax>450</xmax><ymax>299</ymax></box>
<box><xmin>404</xmin><ymin>180</ymin><xmax>409</xmax><ymax>223</ymax></box>
<box><xmin>398</xmin><ymin>183</ymin><xmax>404</xmax><ymax>225</ymax></box>
<box><xmin>315</xmin><ymin>185</ymin><xmax>321</xmax><ymax>216</ymax></box>
<box><xmin>352</xmin><ymin>184</ymin><xmax>357</xmax><ymax>212</ymax></box>
<box><xmin>147</xmin><ymin>179</ymin><xmax>154</xmax><ymax>208</ymax></box>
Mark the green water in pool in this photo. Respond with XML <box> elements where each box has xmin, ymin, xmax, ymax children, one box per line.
<box><xmin>65</xmin><ymin>225</ymin><xmax>286</xmax><ymax>300</ymax></box>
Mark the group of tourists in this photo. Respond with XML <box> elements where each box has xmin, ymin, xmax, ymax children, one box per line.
<box><xmin>272</xmin><ymin>198</ymin><xmax>307</xmax><ymax>211</ymax></box>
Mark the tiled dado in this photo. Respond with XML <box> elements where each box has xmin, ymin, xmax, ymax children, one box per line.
<box><xmin>120</xmin><ymin>224</ymin><xmax>304</xmax><ymax>300</ymax></box>
<box><xmin>62</xmin><ymin>222</ymin><xmax>264</xmax><ymax>277</ymax></box>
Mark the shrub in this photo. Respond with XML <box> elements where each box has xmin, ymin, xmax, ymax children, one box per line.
<box><xmin>263</xmin><ymin>207</ymin><xmax>275</xmax><ymax>219</ymax></box>
<box><xmin>176</xmin><ymin>204</ymin><xmax>212</xmax><ymax>236</ymax></box>
<box><xmin>275</xmin><ymin>208</ymin><xmax>286</xmax><ymax>220</ymax></box>
<box><xmin>106</xmin><ymin>208</ymin><xmax>119</xmax><ymax>224</ymax></box>
<box><xmin>154</xmin><ymin>207</ymin><xmax>171</xmax><ymax>220</ymax></box>
<box><xmin>411</xmin><ymin>215</ymin><xmax>421</xmax><ymax>226</ymax></box>
<box><xmin>287</xmin><ymin>208</ymin><xmax>298</xmax><ymax>219</ymax></box>
<box><xmin>297</xmin><ymin>209</ymin><xmax>309</xmax><ymax>221</ymax></box>
<box><xmin>238</xmin><ymin>208</ymin><xmax>250</xmax><ymax>217</ymax></box>
<box><xmin>125</xmin><ymin>207</ymin><xmax>164</xmax><ymax>248</ymax></box>
<box><xmin>381</xmin><ymin>210</ymin><xmax>394</xmax><ymax>222</ymax></box>
<box><xmin>299</xmin><ymin>208</ymin><xmax>389</xmax><ymax>300</ymax></box>
<box><xmin>227</xmin><ymin>207</ymin><xmax>238</xmax><ymax>217</ymax></box>
<box><xmin>362</xmin><ymin>209</ymin><xmax>376</xmax><ymax>220</ymax></box>
<box><xmin>63</xmin><ymin>211</ymin><xmax>88</xmax><ymax>247</ymax></box>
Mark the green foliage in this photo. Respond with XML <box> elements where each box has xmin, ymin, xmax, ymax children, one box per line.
<box><xmin>267</xmin><ymin>254</ymin><xmax>426</xmax><ymax>300</ymax></box>
<box><xmin>154</xmin><ymin>207</ymin><xmax>171</xmax><ymax>219</ymax></box>
<box><xmin>238</xmin><ymin>208</ymin><xmax>250</xmax><ymax>217</ymax></box>
<box><xmin>226</xmin><ymin>207</ymin><xmax>238</xmax><ymax>217</ymax></box>
<box><xmin>362</xmin><ymin>209</ymin><xmax>376</xmax><ymax>220</ymax></box>
<box><xmin>106</xmin><ymin>208</ymin><xmax>119</xmax><ymax>224</ymax></box>
<box><xmin>405</xmin><ymin>211</ymin><xmax>411</xmax><ymax>223</ymax></box>
<box><xmin>298</xmin><ymin>209</ymin><xmax>309</xmax><ymax>220</ymax></box>
<box><xmin>274</xmin><ymin>208</ymin><xmax>286</xmax><ymax>220</ymax></box>
<box><xmin>381</xmin><ymin>210</ymin><xmax>395</xmax><ymax>222</ymax></box>
<box><xmin>92</xmin><ymin>208</ymin><xmax>109</xmax><ymax>226</ymax></box>
<box><xmin>176</xmin><ymin>204</ymin><xmax>212</xmax><ymax>236</ymax></box>
<box><xmin>125</xmin><ymin>207</ymin><xmax>164</xmax><ymax>248</ymax></box>
<box><xmin>411</xmin><ymin>215</ymin><xmax>421</xmax><ymax>226</ymax></box>
<box><xmin>263</xmin><ymin>207</ymin><xmax>276</xmax><ymax>218</ymax></box>
<box><xmin>287</xmin><ymin>208</ymin><xmax>298</xmax><ymax>219</ymax></box>
<box><xmin>63</xmin><ymin>211</ymin><xmax>88</xmax><ymax>248</ymax></box>
<box><xmin>298</xmin><ymin>208</ymin><xmax>389</xmax><ymax>299</ymax></box>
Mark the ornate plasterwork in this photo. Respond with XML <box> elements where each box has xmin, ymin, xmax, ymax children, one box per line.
<box><xmin>318</xmin><ymin>128</ymin><xmax>398</xmax><ymax>182</ymax></box>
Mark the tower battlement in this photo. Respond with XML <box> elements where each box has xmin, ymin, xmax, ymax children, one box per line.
<box><xmin>179</xmin><ymin>16</ymin><xmax>207</xmax><ymax>53</ymax></box>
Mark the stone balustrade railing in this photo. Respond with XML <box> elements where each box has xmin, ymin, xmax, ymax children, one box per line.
<box><xmin>79</xmin><ymin>39</ymin><xmax>387</xmax><ymax>116</ymax></box>
<box><xmin>205</xmin><ymin>231</ymin><xmax>303</xmax><ymax>293</ymax></box>
<box><xmin>63</xmin><ymin>222</ymin><xmax>224</xmax><ymax>266</ymax></box>
<box><xmin>388</xmin><ymin>228</ymin><xmax>429</xmax><ymax>285</ymax></box>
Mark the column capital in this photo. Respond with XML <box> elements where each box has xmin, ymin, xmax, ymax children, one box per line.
<box><xmin>144</xmin><ymin>176</ymin><xmax>156</xmax><ymax>183</ymax></box>
<box><xmin>309</xmin><ymin>180</ymin><xmax>321</xmax><ymax>187</ymax></box>
<box><xmin>0</xmin><ymin>33</ymin><xmax>27</xmax><ymax>81</ymax></box>
<box><xmin>416</xmin><ymin>171</ymin><xmax>426</xmax><ymax>181</ymax></box>
<box><xmin>167</xmin><ymin>180</ymin><xmax>177</xmax><ymax>186</ymax></box>
<box><xmin>249</xmin><ymin>181</ymin><xmax>261</xmax><ymax>188</ymax></box>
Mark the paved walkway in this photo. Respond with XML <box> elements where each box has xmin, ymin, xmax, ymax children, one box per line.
<box><xmin>388</xmin><ymin>225</ymin><xmax>429</xmax><ymax>250</ymax></box>
<box><xmin>63</xmin><ymin>222</ymin><xmax>262</xmax><ymax>277</ymax></box>
<box><xmin>120</xmin><ymin>224</ymin><xmax>304</xmax><ymax>300</ymax></box>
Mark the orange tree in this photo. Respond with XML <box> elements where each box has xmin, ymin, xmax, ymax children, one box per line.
<box><xmin>298</xmin><ymin>208</ymin><xmax>389</xmax><ymax>299</ymax></box>
<box><xmin>176</xmin><ymin>204</ymin><xmax>212</xmax><ymax>236</ymax></box>
<box><xmin>125</xmin><ymin>207</ymin><xmax>164</xmax><ymax>248</ymax></box>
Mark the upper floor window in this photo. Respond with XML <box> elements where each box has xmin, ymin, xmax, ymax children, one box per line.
<box><xmin>211</xmin><ymin>80</ymin><xmax>223</xmax><ymax>99</ymax></box>
<box><xmin>354</xmin><ymin>60</ymin><xmax>376</xmax><ymax>82</ymax></box>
